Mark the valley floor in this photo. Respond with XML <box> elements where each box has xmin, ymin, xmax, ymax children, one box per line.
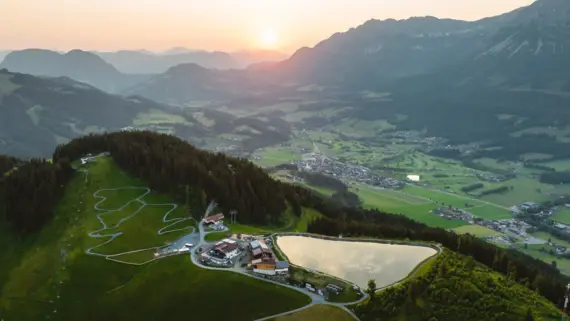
<box><xmin>250</xmin><ymin>127</ymin><xmax>570</xmax><ymax>276</ymax></box>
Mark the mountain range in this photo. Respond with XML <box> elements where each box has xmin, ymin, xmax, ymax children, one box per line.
<box><xmin>93</xmin><ymin>49</ymin><xmax>287</xmax><ymax>73</ymax></box>
<box><xmin>0</xmin><ymin>49</ymin><xmax>146</xmax><ymax>93</ymax></box>
<box><xmin>2</xmin><ymin>0</ymin><xmax>570</xmax><ymax>161</ymax></box>
<box><xmin>0</xmin><ymin>68</ymin><xmax>177</xmax><ymax>157</ymax></box>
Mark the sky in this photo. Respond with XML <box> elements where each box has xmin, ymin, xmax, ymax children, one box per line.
<box><xmin>0</xmin><ymin>0</ymin><xmax>536</xmax><ymax>54</ymax></box>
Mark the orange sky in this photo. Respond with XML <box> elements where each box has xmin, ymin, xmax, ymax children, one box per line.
<box><xmin>0</xmin><ymin>0</ymin><xmax>535</xmax><ymax>53</ymax></box>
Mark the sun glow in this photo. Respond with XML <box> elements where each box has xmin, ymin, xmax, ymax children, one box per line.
<box><xmin>258</xmin><ymin>29</ymin><xmax>279</xmax><ymax>48</ymax></box>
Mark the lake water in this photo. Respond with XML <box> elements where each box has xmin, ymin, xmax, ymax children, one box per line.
<box><xmin>276</xmin><ymin>235</ymin><xmax>437</xmax><ymax>288</ymax></box>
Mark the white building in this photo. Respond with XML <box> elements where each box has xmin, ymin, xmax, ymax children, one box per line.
<box><xmin>253</xmin><ymin>268</ymin><xmax>276</xmax><ymax>276</ymax></box>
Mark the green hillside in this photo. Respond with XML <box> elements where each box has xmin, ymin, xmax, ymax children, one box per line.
<box><xmin>0</xmin><ymin>154</ymin><xmax>309</xmax><ymax>320</ymax></box>
<box><xmin>2</xmin><ymin>131</ymin><xmax>570</xmax><ymax>321</ymax></box>
<box><xmin>355</xmin><ymin>251</ymin><xmax>561</xmax><ymax>321</ymax></box>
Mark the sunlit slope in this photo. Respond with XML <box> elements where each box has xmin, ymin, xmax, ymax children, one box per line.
<box><xmin>0</xmin><ymin>157</ymin><xmax>309</xmax><ymax>321</ymax></box>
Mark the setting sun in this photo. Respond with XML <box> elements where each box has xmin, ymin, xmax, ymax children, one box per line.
<box><xmin>258</xmin><ymin>29</ymin><xmax>279</xmax><ymax>48</ymax></box>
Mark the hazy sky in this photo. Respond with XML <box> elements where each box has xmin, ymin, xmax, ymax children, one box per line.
<box><xmin>1</xmin><ymin>0</ymin><xmax>535</xmax><ymax>53</ymax></box>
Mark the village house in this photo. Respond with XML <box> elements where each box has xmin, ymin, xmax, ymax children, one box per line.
<box><xmin>212</xmin><ymin>239</ymin><xmax>240</xmax><ymax>260</ymax></box>
<box><xmin>203</xmin><ymin>213</ymin><xmax>224</xmax><ymax>225</ymax></box>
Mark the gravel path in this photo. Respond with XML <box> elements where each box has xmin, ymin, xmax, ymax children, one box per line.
<box><xmin>85</xmin><ymin>186</ymin><xmax>194</xmax><ymax>260</ymax></box>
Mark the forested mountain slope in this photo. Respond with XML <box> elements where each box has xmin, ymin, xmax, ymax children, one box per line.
<box><xmin>356</xmin><ymin>251</ymin><xmax>560</xmax><ymax>321</ymax></box>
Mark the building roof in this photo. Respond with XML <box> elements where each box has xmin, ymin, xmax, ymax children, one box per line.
<box><xmin>250</xmin><ymin>240</ymin><xmax>261</xmax><ymax>249</ymax></box>
<box><xmin>276</xmin><ymin>261</ymin><xmax>289</xmax><ymax>269</ymax></box>
<box><xmin>260</xmin><ymin>257</ymin><xmax>276</xmax><ymax>265</ymax></box>
<box><xmin>259</xmin><ymin>240</ymin><xmax>269</xmax><ymax>250</ymax></box>
<box><xmin>251</xmin><ymin>258</ymin><xmax>262</xmax><ymax>264</ymax></box>
<box><xmin>216</xmin><ymin>242</ymin><xmax>239</xmax><ymax>253</ymax></box>
<box><xmin>261</xmin><ymin>248</ymin><xmax>273</xmax><ymax>254</ymax></box>
<box><xmin>252</xmin><ymin>248</ymin><xmax>263</xmax><ymax>257</ymax></box>
<box><xmin>204</xmin><ymin>213</ymin><xmax>224</xmax><ymax>223</ymax></box>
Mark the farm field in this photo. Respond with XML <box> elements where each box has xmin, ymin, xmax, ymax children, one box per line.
<box><xmin>478</xmin><ymin>177</ymin><xmax>553</xmax><ymax>206</ymax></box>
<box><xmin>0</xmin><ymin>156</ymin><xmax>310</xmax><ymax>320</ymax></box>
<box><xmin>552</xmin><ymin>209</ymin><xmax>570</xmax><ymax>225</ymax></box>
<box><xmin>530</xmin><ymin>231</ymin><xmax>570</xmax><ymax>249</ymax></box>
<box><xmin>133</xmin><ymin>109</ymin><xmax>187</xmax><ymax>126</ymax></box>
<box><xmin>544</xmin><ymin>159</ymin><xmax>570</xmax><ymax>172</ymax></box>
<box><xmin>271</xmin><ymin>304</ymin><xmax>354</xmax><ymax>321</ymax></box>
<box><xmin>252</xmin><ymin>147</ymin><xmax>302</xmax><ymax>168</ymax></box>
<box><xmin>468</xmin><ymin>205</ymin><xmax>512</xmax><ymax>220</ymax></box>
<box><xmin>403</xmin><ymin>185</ymin><xmax>487</xmax><ymax>208</ymax></box>
<box><xmin>518</xmin><ymin>246</ymin><xmax>570</xmax><ymax>276</ymax></box>
<box><xmin>350</xmin><ymin>183</ymin><xmax>468</xmax><ymax>229</ymax></box>
<box><xmin>452</xmin><ymin>225</ymin><xmax>505</xmax><ymax>238</ymax></box>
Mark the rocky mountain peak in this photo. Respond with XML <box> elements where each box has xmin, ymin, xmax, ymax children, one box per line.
<box><xmin>513</xmin><ymin>0</ymin><xmax>570</xmax><ymax>25</ymax></box>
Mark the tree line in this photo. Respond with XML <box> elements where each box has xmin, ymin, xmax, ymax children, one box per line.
<box><xmin>0</xmin><ymin>158</ymin><xmax>72</xmax><ymax>235</ymax></box>
<box><xmin>478</xmin><ymin>185</ymin><xmax>510</xmax><ymax>197</ymax></box>
<box><xmin>0</xmin><ymin>155</ymin><xmax>19</xmax><ymax>175</ymax></box>
<box><xmin>52</xmin><ymin>131</ymin><xmax>298</xmax><ymax>226</ymax></box>
<box><xmin>540</xmin><ymin>171</ymin><xmax>570</xmax><ymax>185</ymax></box>
<box><xmin>461</xmin><ymin>183</ymin><xmax>484</xmax><ymax>193</ymax></box>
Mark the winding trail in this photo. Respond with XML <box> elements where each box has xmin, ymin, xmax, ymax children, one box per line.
<box><xmin>85</xmin><ymin>186</ymin><xmax>195</xmax><ymax>262</ymax></box>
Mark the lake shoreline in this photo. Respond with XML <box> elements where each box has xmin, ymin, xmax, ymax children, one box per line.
<box><xmin>273</xmin><ymin>233</ymin><xmax>442</xmax><ymax>291</ymax></box>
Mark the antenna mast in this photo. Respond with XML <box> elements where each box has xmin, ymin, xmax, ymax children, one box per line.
<box><xmin>562</xmin><ymin>284</ymin><xmax>570</xmax><ymax>321</ymax></box>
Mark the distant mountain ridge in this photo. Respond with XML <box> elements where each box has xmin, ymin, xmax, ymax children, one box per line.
<box><xmin>0</xmin><ymin>69</ymin><xmax>179</xmax><ymax>157</ymax></box>
<box><xmin>93</xmin><ymin>49</ymin><xmax>288</xmax><ymax>74</ymax></box>
<box><xmin>0</xmin><ymin>49</ymin><xmax>146</xmax><ymax>93</ymax></box>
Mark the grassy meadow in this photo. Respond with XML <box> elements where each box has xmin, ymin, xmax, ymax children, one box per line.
<box><xmin>0</xmin><ymin>156</ymin><xmax>310</xmax><ymax>320</ymax></box>
<box><xmin>271</xmin><ymin>304</ymin><xmax>354</xmax><ymax>321</ymax></box>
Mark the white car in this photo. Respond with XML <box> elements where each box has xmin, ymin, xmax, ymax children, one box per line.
<box><xmin>184</xmin><ymin>243</ymin><xmax>194</xmax><ymax>248</ymax></box>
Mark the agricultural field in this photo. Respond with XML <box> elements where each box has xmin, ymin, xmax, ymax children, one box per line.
<box><xmin>0</xmin><ymin>156</ymin><xmax>310</xmax><ymax>320</ymax></box>
<box><xmin>544</xmin><ymin>159</ymin><xmax>570</xmax><ymax>172</ymax></box>
<box><xmin>530</xmin><ymin>231</ymin><xmax>570</xmax><ymax>249</ymax></box>
<box><xmin>133</xmin><ymin>109</ymin><xmax>187</xmax><ymax>126</ymax></box>
<box><xmin>252</xmin><ymin>146</ymin><xmax>302</xmax><ymax>168</ymax></box>
<box><xmin>322</xmin><ymin>118</ymin><xmax>396</xmax><ymax>138</ymax></box>
<box><xmin>271</xmin><ymin>304</ymin><xmax>354</xmax><ymax>321</ymax></box>
<box><xmin>552</xmin><ymin>209</ymin><xmax>570</xmax><ymax>225</ymax></box>
<box><xmin>478</xmin><ymin>177</ymin><xmax>553</xmax><ymax>206</ymax></box>
<box><xmin>350</xmin><ymin>183</ymin><xmax>468</xmax><ymax>229</ymax></box>
<box><xmin>468</xmin><ymin>205</ymin><xmax>512</xmax><ymax>220</ymax></box>
<box><xmin>452</xmin><ymin>225</ymin><xmax>505</xmax><ymax>238</ymax></box>
<box><xmin>518</xmin><ymin>244</ymin><xmax>570</xmax><ymax>276</ymax></box>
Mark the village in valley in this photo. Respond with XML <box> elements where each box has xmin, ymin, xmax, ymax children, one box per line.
<box><xmin>245</xmin><ymin>127</ymin><xmax>570</xmax><ymax>274</ymax></box>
